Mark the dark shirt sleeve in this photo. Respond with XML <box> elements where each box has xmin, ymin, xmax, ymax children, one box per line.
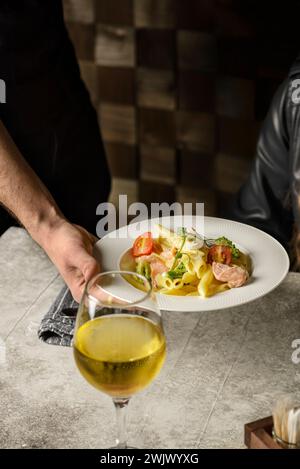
<box><xmin>227</xmin><ymin>79</ymin><xmax>294</xmax><ymax>250</ymax></box>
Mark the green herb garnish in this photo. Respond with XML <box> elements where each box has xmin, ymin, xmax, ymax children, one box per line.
<box><xmin>167</xmin><ymin>228</ymin><xmax>187</xmax><ymax>278</ymax></box>
<box><xmin>167</xmin><ymin>262</ymin><xmax>187</xmax><ymax>280</ymax></box>
<box><xmin>136</xmin><ymin>260</ymin><xmax>151</xmax><ymax>281</ymax></box>
<box><xmin>177</xmin><ymin>227</ymin><xmax>187</xmax><ymax>237</ymax></box>
<box><xmin>214</xmin><ymin>236</ymin><xmax>240</xmax><ymax>258</ymax></box>
<box><xmin>170</xmin><ymin>228</ymin><xmax>187</xmax><ymax>269</ymax></box>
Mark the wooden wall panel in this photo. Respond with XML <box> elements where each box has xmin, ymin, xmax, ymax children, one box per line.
<box><xmin>176</xmin><ymin>111</ymin><xmax>215</xmax><ymax>153</ymax></box>
<box><xmin>176</xmin><ymin>186</ymin><xmax>216</xmax><ymax>216</ymax></box>
<box><xmin>98</xmin><ymin>67</ymin><xmax>135</xmax><ymax>105</ymax></box>
<box><xmin>178</xmin><ymin>31</ymin><xmax>217</xmax><ymax>71</ymax></box>
<box><xmin>139</xmin><ymin>181</ymin><xmax>176</xmax><ymax>206</ymax></box>
<box><xmin>63</xmin><ymin>0</ymin><xmax>296</xmax><ymax>216</ymax></box>
<box><xmin>179</xmin><ymin>151</ymin><xmax>214</xmax><ymax>188</ymax></box>
<box><xmin>98</xmin><ymin>104</ymin><xmax>136</xmax><ymax>145</ymax></box>
<box><xmin>218</xmin><ymin>117</ymin><xmax>260</xmax><ymax>159</ymax></box>
<box><xmin>105</xmin><ymin>143</ymin><xmax>137</xmax><ymax>179</ymax></box>
<box><xmin>214</xmin><ymin>153</ymin><xmax>252</xmax><ymax>194</ymax></box>
<box><xmin>176</xmin><ymin>0</ymin><xmax>214</xmax><ymax>30</ymax></box>
<box><xmin>95</xmin><ymin>0</ymin><xmax>134</xmax><ymax>26</ymax></box>
<box><xmin>139</xmin><ymin>109</ymin><xmax>176</xmax><ymax>146</ymax></box>
<box><xmin>140</xmin><ymin>145</ymin><xmax>176</xmax><ymax>184</ymax></box>
<box><xmin>64</xmin><ymin>0</ymin><xmax>95</xmax><ymax>24</ymax></box>
<box><xmin>137</xmin><ymin>30</ymin><xmax>176</xmax><ymax>69</ymax></box>
<box><xmin>109</xmin><ymin>178</ymin><xmax>138</xmax><ymax>207</ymax></box>
<box><xmin>95</xmin><ymin>25</ymin><xmax>135</xmax><ymax>67</ymax></box>
<box><xmin>137</xmin><ymin>68</ymin><xmax>175</xmax><ymax>110</ymax></box>
<box><xmin>134</xmin><ymin>0</ymin><xmax>176</xmax><ymax>29</ymax></box>
<box><xmin>179</xmin><ymin>71</ymin><xmax>215</xmax><ymax>111</ymax></box>
<box><xmin>216</xmin><ymin>76</ymin><xmax>255</xmax><ymax>119</ymax></box>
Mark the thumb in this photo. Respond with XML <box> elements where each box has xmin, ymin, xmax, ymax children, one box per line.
<box><xmin>82</xmin><ymin>256</ymin><xmax>101</xmax><ymax>283</ymax></box>
<box><xmin>74</xmin><ymin>247</ymin><xmax>101</xmax><ymax>283</ymax></box>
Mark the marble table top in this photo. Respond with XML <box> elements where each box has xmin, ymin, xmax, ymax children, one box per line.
<box><xmin>0</xmin><ymin>227</ymin><xmax>300</xmax><ymax>449</ymax></box>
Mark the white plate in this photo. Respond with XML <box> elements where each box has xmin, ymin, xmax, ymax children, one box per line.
<box><xmin>94</xmin><ymin>216</ymin><xmax>289</xmax><ymax>312</ymax></box>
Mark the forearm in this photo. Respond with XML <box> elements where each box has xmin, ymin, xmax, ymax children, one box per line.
<box><xmin>0</xmin><ymin>122</ymin><xmax>99</xmax><ymax>300</ymax></box>
<box><xmin>0</xmin><ymin>121</ymin><xmax>65</xmax><ymax>246</ymax></box>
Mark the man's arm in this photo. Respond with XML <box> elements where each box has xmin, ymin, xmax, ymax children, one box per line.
<box><xmin>0</xmin><ymin>121</ymin><xmax>99</xmax><ymax>301</ymax></box>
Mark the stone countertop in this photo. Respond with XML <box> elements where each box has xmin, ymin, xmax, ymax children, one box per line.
<box><xmin>0</xmin><ymin>227</ymin><xmax>300</xmax><ymax>449</ymax></box>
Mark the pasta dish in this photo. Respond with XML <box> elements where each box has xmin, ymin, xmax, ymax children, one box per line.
<box><xmin>120</xmin><ymin>225</ymin><xmax>252</xmax><ymax>298</ymax></box>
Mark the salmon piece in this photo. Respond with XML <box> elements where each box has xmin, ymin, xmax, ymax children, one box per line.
<box><xmin>212</xmin><ymin>262</ymin><xmax>249</xmax><ymax>288</ymax></box>
<box><xmin>137</xmin><ymin>254</ymin><xmax>168</xmax><ymax>287</ymax></box>
<box><xmin>138</xmin><ymin>254</ymin><xmax>160</xmax><ymax>263</ymax></box>
<box><xmin>150</xmin><ymin>260</ymin><xmax>168</xmax><ymax>286</ymax></box>
<box><xmin>160</xmin><ymin>247</ymin><xmax>178</xmax><ymax>270</ymax></box>
<box><xmin>160</xmin><ymin>249</ymin><xmax>172</xmax><ymax>260</ymax></box>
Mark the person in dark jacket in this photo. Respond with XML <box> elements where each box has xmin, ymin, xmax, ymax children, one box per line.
<box><xmin>0</xmin><ymin>1</ymin><xmax>111</xmax><ymax>300</ymax></box>
<box><xmin>229</xmin><ymin>55</ymin><xmax>300</xmax><ymax>268</ymax></box>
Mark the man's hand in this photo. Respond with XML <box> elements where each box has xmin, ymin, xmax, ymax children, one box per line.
<box><xmin>41</xmin><ymin>220</ymin><xmax>100</xmax><ymax>302</ymax></box>
<box><xmin>0</xmin><ymin>121</ymin><xmax>100</xmax><ymax>299</ymax></box>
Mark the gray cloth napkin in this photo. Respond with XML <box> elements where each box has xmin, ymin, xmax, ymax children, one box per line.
<box><xmin>38</xmin><ymin>285</ymin><xmax>78</xmax><ymax>347</ymax></box>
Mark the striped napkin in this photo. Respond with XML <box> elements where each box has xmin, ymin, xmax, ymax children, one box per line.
<box><xmin>38</xmin><ymin>285</ymin><xmax>77</xmax><ymax>347</ymax></box>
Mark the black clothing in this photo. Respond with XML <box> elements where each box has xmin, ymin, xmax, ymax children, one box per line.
<box><xmin>0</xmin><ymin>1</ymin><xmax>111</xmax><ymax>235</ymax></box>
<box><xmin>228</xmin><ymin>56</ymin><xmax>300</xmax><ymax>253</ymax></box>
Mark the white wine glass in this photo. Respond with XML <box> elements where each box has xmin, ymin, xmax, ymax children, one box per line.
<box><xmin>73</xmin><ymin>270</ymin><xmax>166</xmax><ymax>449</ymax></box>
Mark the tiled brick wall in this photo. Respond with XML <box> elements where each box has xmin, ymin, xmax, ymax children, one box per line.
<box><xmin>63</xmin><ymin>0</ymin><xmax>299</xmax><ymax>215</ymax></box>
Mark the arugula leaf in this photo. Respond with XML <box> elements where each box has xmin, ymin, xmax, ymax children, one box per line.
<box><xmin>167</xmin><ymin>262</ymin><xmax>187</xmax><ymax>280</ymax></box>
<box><xmin>169</xmin><ymin>227</ymin><xmax>187</xmax><ymax>271</ymax></box>
<box><xmin>167</xmin><ymin>227</ymin><xmax>189</xmax><ymax>278</ymax></box>
<box><xmin>136</xmin><ymin>260</ymin><xmax>151</xmax><ymax>281</ymax></box>
<box><xmin>214</xmin><ymin>236</ymin><xmax>240</xmax><ymax>258</ymax></box>
<box><xmin>177</xmin><ymin>227</ymin><xmax>187</xmax><ymax>237</ymax></box>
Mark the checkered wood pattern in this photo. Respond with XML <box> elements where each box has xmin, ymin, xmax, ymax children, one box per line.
<box><xmin>63</xmin><ymin>0</ymin><xmax>299</xmax><ymax>215</ymax></box>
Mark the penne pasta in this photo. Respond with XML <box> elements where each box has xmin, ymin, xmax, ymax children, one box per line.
<box><xmin>209</xmin><ymin>282</ymin><xmax>230</xmax><ymax>296</ymax></box>
<box><xmin>198</xmin><ymin>265</ymin><xmax>214</xmax><ymax>297</ymax></box>
<box><xmin>160</xmin><ymin>285</ymin><xmax>198</xmax><ymax>296</ymax></box>
<box><xmin>126</xmin><ymin>225</ymin><xmax>251</xmax><ymax>298</ymax></box>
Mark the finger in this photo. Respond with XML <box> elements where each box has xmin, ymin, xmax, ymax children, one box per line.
<box><xmin>62</xmin><ymin>268</ymin><xmax>86</xmax><ymax>303</ymax></box>
<box><xmin>91</xmin><ymin>234</ymin><xmax>98</xmax><ymax>244</ymax></box>
<box><xmin>71</xmin><ymin>287</ymin><xmax>82</xmax><ymax>304</ymax></box>
<box><xmin>66</xmin><ymin>252</ymin><xmax>100</xmax><ymax>302</ymax></box>
<box><xmin>82</xmin><ymin>257</ymin><xmax>101</xmax><ymax>283</ymax></box>
<box><xmin>68</xmin><ymin>270</ymin><xmax>93</xmax><ymax>303</ymax></box>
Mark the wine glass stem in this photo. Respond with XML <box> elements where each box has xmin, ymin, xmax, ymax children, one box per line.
<box><xmin>113</xmin><ymin>397</ymin><xmax>130</xmax><ymax>449</ymax></box>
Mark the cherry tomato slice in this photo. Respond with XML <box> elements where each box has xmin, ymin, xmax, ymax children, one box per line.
<box><xmin>132</xmin><ymin>232</ymin><xmax>154</xmax><ymax>257</ymax></box>
<box><xmin>207</xmin><ymin>245</ymin><xmax>232</xmax><ymax>265</ymax></box>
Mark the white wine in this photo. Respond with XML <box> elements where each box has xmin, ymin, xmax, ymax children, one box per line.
<box><xmin>74</xmin><ymin>314</ymin><xmax>166</xmax><ymax>398</ymax></box>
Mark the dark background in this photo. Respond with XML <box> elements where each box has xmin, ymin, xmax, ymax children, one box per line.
<box><xmin>63</xmin><ymin>0</ymin><xmax>300</xmax><ymax>214</ymax></box>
